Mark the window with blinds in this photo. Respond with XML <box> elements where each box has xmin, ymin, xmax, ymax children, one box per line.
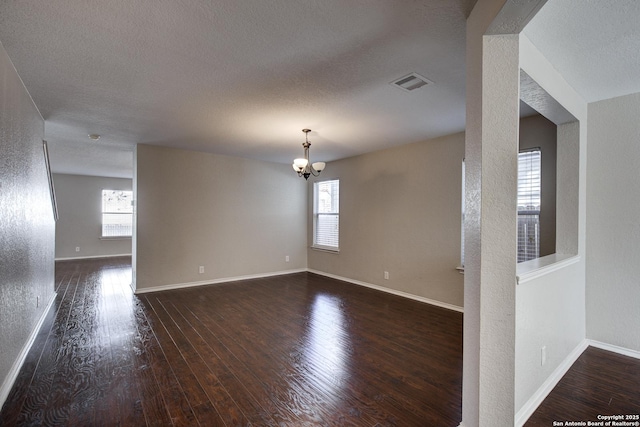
<box><xmin>102</xmin><ymin>190</ymin><xmax>133</xmax><ymax>237</ymax></box>
<box><xmin>517</xmin><ymin>149</ymin><xmax>541</xmax><ymax>262</ymax></box>
<box><xmin>313</xmin><ymin>179</ymin><xmax>339</xmax><ymax>251</ymax></box>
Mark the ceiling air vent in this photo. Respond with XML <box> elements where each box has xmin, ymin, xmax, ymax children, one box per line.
<box><xmin>390</xmin><ymin>72</ymin><xmax>433</xmax><ymax>92</ymax></box>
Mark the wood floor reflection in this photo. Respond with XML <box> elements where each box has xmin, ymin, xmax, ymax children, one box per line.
<box><xmin>0</xmin><ymin>257</ymin><xmax>463</xmax><ymax>426</ymax></box>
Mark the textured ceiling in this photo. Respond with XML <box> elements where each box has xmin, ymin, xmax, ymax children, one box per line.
<box><xmin>1</xmin><ymin>1</ymin><xmax>636</xmax><ymax>179</ymax></box>
<box><xmin>524</xmin><ymin>0</ymin><xmax>640</xmax><ymax>103</ymax></box>
<box><xmin>0</xmin><ymin>0</ymin><xmax>476</xmax><ymax>178</ymax></box>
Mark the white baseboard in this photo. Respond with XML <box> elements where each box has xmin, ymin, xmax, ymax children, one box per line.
<box><xmin>55</xmin><ymin>253</ymin><xmax>131</xmax><ymax>261</ymax></box>
<box><xmin>134</xmin><ymin>268</ymin><xmax>308</xmax><ymax>294</ymax></box>
<box><xmin>134</xmin><ymin>269</ymin><xmax>465</xmax><ymax>315</ymax></box>
<box><xmin>307</xmin><ymin>269</ymin><xmax>464</xmax><ymax>313</ymax></box>
<box><xmin>515</xmin><ymin>339</ymin><xmax>589</xmax><ymax>426</ymax></box>
<box><xmin>0</xmin><ymin>292</ymin><xmax>57</xmax><ymax>409</ymax></box>
<box><xmin>587</xmin><ymin>339</ymin><xmax>640</xmax><ymax>359</ymax></box>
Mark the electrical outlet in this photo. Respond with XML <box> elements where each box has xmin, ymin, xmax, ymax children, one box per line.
<box><xmin>75</xmin><ymin>246</ymin><xmax>80</xmax><ymax>252</ymax></box>
<box><xmin>199</xmin><ymin>266</ymin><xmax>204</xmax><ymax>274</ymax></box>
<box><xmin>384</xmin><ymin>271</ymin><xmax>389</xmax><ymax>280</ymax></box>
<box><xmin>285</xmin><ymin>256</ymin><xmax>290</xmax><ymax>262</ymax></box>
<box><xmin>541</xmin><ymin>346</ymin><xmax>547</xmax><ymax>366</ymax></box>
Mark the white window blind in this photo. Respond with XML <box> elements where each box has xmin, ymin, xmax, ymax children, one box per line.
<box><xmin>517</xmin><ymin>149</ymin><xmax>541</xmax><ymax>262</ymax></box>
<box><xmin>102</xmin><ymin>190</ymin><xmax>133</xmax><ymax>237</ymax></box>
<box><xmin>313</xmin><ymin>179</ymin><xmax>339</xmax><ymax>250</ymax></box>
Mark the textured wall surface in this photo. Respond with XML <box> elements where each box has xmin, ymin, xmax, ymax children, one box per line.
<box><xmin>515</xmin><ymin>35</ymin><xmax>588</xmax><ymax>422</ymax></box>
<box><xmin>0</xmin><ymin>43</ymin><xmax>55</xmax><ymax>396</ymax></box>
<box><xmin>307</xmin><ymin>132</ymin><xmax>465</xmax><ymax>308</ymax></box>
<box><xmin>476</xmin><ymin>33</ymin><xmax>521</xmax><ymax>426</ymax></box>
<box><xmin>134</xmin><ymin>144</ymin><xmax>307</xmax><ymax>291</ymax></box>
<box><xmin>462</xmin><ymin>2</ymin><xmax>588</xmax><ymax>425</ymax></box>
<box><xmin>515</xmin><ymin>261</ymin><xmax>585</xmax><ymax>412</ymax></box>
<box><xmin>53</xmin><ymin>174</ymin><xmax>132</xmax><ymax>259</ymax></box>
<box><xmin>586</xmin><ymin>92</ymin><xmax>640</xmax><ymax>353</ymax></box>
<box><xmin>462</xmin><ymin>2</ymin><xmax>509</xmax><ymax>424</ymax></box>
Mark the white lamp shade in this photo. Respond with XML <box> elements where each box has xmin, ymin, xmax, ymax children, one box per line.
<box><xmin>312</xmin><ymin>161</ymin><xmax>326</xmax><ymax>172</ymax></box>
<box><xmin>293</xmin><ymin>158</ymin><xmax>308</xmax><ymax>169</ymax></box>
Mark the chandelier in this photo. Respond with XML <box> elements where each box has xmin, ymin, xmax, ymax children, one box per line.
<box><xmin>292</xmin><ymin>129</ymin><xmax>326</xmax><ymax>180</ymax></box>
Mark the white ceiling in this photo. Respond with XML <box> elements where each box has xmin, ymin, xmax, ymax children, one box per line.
<box><xmin>0</xmin><ymin>0</ymin><xmax>475</xmax><ymax>178</ymax></box>
<box><xmin>524</xmin><ymin>0</ymin><xmax>640</xmax><ymax>104</ymax></box>
<box><xmin>0</xmin><ymin>1</ymin><xmax>637</xmax><ymax>179</ymax></box>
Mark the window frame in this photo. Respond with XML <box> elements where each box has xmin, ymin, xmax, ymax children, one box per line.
<box><xmin>312</xmin><ymin>179</ymin><xmax>340</xmax><ymax>252</ymax></box>
<box><xmin>101</xmin><ymin>189</ymin><xmax>133</xmax><ymax>239</ymax></box>
<box><xmin>517</xmin><ymin>148</ymin><xmax>541</xmax><ymax>263</ymax></box>
<box><xmin>460</xmin><ymin>149</ymin><xmax>543</xmax><ymax>268</ymax></box>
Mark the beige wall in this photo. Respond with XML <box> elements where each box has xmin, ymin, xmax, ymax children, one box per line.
<box><xmin>54</xmin><ymin>174</ymin><xmax>133</xmax><ymax>259</ymax></box>
<box><xmin>134</xmin><ymin>144</ymin><xmax>307</xmax><ymax>291</ymax></box>
<box><xmin>587</xmin><ymin>92</ymin><xmax>640</xmax><ymax>352</ymax></box>
<box><xmin>131</xmin><ymin>119</ymin><xmax>553</xmax><ymax>307</ymax></box>
<box><xmin>515</xmin><ymin>34</ymin><xmax>588</xmax><ymax>423</ymax></box>
<box><xmin>307</xmin><ymin>132</ymin><xmax>465</xmax><ymax>308</ymax></box>
<box><xmin>519</xmin><ymin>114</ymin><xmax>557</xmax><ymax>257</ymax></box>
<box><xmin>0</xmin><ymin>43</ymin><xmax>55</xmax><ymax>404</ymax></box>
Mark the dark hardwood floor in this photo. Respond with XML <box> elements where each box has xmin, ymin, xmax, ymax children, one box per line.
<box><xmin>2</xmin><ymin>257</ymin><xmax>638</xmax><ymax>426</ymax></box>
<box><xmin>0</xmin><ymin>257</ymin><xmax>464</xmax><ymax>426</ymax></box>
<box><xmin>525</xmin><ymin>346</ymin><xmax>640</xmax><ymax>426</ymax></box>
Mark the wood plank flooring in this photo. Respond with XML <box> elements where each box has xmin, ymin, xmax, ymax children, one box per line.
<box><xmin>1</xmin><ymin>257</ymin><xmax>638</xmax><ymax>426</ymax></box>
<box><xmin>525</xmin><ymin>346</ymin><xmax>640</xmax><ymax>426</ymax></box>
<box><xmin>0</xmin><ymin>257</ymin><xmax>464</xmax><ymax>426</ymax></box>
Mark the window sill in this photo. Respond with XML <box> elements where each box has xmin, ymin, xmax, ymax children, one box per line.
<box><xmin>311</xmin><ymin>246</ymin><xmax>340</xmax><ymax>254</ymax></box>
<box><xmin>516</xmin><ymin>253</ymin><xmax>580</xmax><ymax>285</ymax></box>
<box><xmin>100</xmin><ymin>236</ymin><xmax>132</xmax><ymax>241</ymax></box>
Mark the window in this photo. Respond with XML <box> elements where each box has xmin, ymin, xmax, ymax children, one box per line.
<box><xmin>459</xmin><ymin>151</ymin><xmax>541</xmax><ymax>265</ymax></box>
<box><xmin>313</xmin><ymin>179</ymin><xmax>339</xmax><ymax>251</ymax></box>
<box><xmin>517</xmin><ymin>149</ymin><xmax>541</xmax><ymax>262</ymax></box>
<box><xmin>102</xmin><ymin>190</ymin><xmax>133</xmax><ymax>237</ymax></box>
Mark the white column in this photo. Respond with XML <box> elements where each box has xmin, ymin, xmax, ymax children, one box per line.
<box><xmin>463</xmin><ymin>1</ymin><xmax>523</xmax><ymax>425</ymax></box>
<box><xmin>480</xmin><ymin>33</ymin><xmax>520</xmax><ymax>425</ymax></box>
